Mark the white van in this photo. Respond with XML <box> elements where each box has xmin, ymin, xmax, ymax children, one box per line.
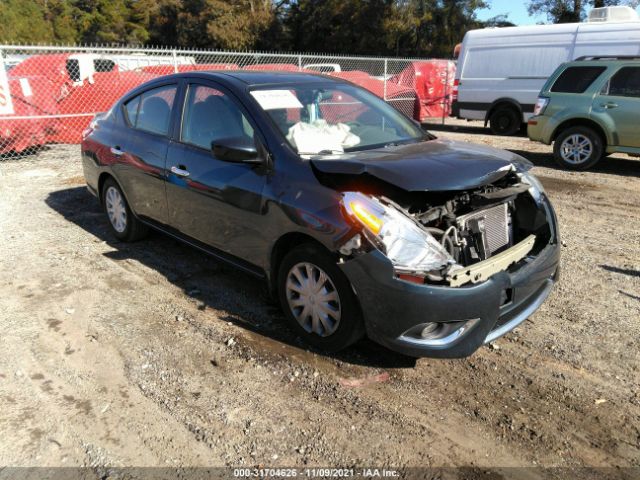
<box><xmin>452</xmin><ymin>7</ymin><xmax>640</xmax><ymax>134</ymax></box>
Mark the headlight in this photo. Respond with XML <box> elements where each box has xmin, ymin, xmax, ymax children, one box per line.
<box><xmin>342</xmin><ymin>192</ymin><xmax>453</xmax><ymax>272</ymax></box>
<box><xmin>520</xmin><ymin>170</ymin><xmax>545</xmax><ymax>203</ymax></box>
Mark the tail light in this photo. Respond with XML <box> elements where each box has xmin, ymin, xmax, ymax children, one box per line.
<box><xmin>533</xmin><ymin>97</ymin><xmax>550</xmax><ymax>116</ymax></box>
<box><xmin>452</xmin><ymin>79</ymin><xmax>459</xmax><ymax>101</ymax></box>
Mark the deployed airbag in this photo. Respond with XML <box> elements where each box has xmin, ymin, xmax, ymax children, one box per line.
<box><xmin>287</xmin><ymin>119</ymin><xmax>360</xmax><ymax>154</ymax></box>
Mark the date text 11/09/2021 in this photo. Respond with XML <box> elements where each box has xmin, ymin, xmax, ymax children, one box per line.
<box><xmin>233</xmin><ymin>468</ymin><xmax>400</xmax><ymax>477</ymax></box>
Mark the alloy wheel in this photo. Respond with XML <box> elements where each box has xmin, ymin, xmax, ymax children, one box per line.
<box><xmin>560</xmin><ymin>134</ymin><xmax>593</xmax><ymax>165</ymax></box>
<box><xmin>285</xmin><ymin>262</ymin><xmax>341</xmax><ymax>337</ymax></box>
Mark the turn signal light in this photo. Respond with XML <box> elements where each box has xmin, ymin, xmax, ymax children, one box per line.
<box><xmin>349</xmin><ymin>201</ymin><xmax>382</xmax><ymax>235</ymax></box>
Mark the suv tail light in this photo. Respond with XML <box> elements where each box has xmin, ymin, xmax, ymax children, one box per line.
<box><xmin>452</xmin><ymin>79</ymin><xmax>460</xmax><ymax>101</ymax></box>
<box><xmin>533</xmin><ymin>97</ymin><xmax>550</xmax><ymax>116</ymax></box>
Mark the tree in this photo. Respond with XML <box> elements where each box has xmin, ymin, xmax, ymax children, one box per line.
<box><xmin>0</xmin><ymin>0</ymin><xmax>489</xmax><ymax>57</ymax></box>
<box><xmin>0</xmin><ymin>0</ymin><xmax>54</xmax><ymax>43</ymax></box>
<box><xmin>285</xmin><ymin>0</ymin><xmax>394</xmax><ymax>55</ymax></box>
<box><xmin>527</xmin><ymin>0</ymin><xmax>628</xmax><ymax>23</ymax></box>
<box><xmin>173</xmin><ymin>0</ymin><xmax>281</xmax><ymax>50</ymax></box>
<box><xmin>381</xmin><ymin>0</ymin><xmax>486</xmax><ymax>57</ymax></box>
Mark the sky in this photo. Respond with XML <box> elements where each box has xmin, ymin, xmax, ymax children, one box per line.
<box><xmin>476</xmin><ymin>0</ymin><xmax>640</xmax><ymax>26</ymax></box>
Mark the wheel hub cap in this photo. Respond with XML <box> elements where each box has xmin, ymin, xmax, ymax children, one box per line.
<box><xmin>285</xmin><ymin>262</ymin><xmax>341</xmax><ymax>337</ymax></box>
<box><xmin>105</xmin><ymin>186</ymin><xmax>127</xmax><ymax>233</ymax></box>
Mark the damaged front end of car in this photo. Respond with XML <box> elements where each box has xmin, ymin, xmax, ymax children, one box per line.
<box><xmin>317</xmin><ymin>158</ymin><xmax>560</xmax><ymax>357</ymax></box>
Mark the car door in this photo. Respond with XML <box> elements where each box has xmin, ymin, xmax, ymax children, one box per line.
<box><xmin>116</xmin><ymin>83</ymin><xmax>178</xmax><ymax>225</ymax></box>
<box><xmin>165</xmin><ymin>82</ymin><xmax>268</xmax><ymax>262</ymax></box>
<box><xmin>592</xmin><ymin>66</ymin><xmax>640</xmax><ymax>148</ymax></box>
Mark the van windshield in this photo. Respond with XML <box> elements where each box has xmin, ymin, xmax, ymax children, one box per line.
<box><xmin>250</xmin><ymin>84</ymin><xmax>425</xmax><ymax>155</ymax></box>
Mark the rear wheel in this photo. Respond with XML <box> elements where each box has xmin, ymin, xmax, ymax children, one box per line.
<box><xmin>553</xmin><ymin>126</ymin><xmax>603</xmax><ymax>170</ymax></box>
<box><xmin>277</xmin><ymin>244</ymin><xmax>364</xmax><ymax>351</ymax></box>
<box><xmin>102</xmin><ymin>178</ymin><xmax>148</xmax><ymax>241</ymax></box>
<box><xmin>489</xmin><ymin>106</ymin><xmax>521</xmax><ymax>136</ymax></box>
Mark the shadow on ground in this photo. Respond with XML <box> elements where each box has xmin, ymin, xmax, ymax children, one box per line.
<box><xmin>45</xmin><ymin>186</ymin><xmax>417</xmax><ymax>369</ymax></box>
<box><xmin>509</xmin><ymin>150</ymin><xmax>640</xmax><ymax>178</ymax></box>
<box><xmin>423</xmin><ymin>121</ymin><xmax>529</xmax><ymax>138</ymax></box>
<box><xmin>601</xmin><ymin>265</ymin><xmax>640</xmax><ymax>278</ymax></box>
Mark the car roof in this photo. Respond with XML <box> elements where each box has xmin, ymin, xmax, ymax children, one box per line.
<box><xmin>565</xmin><ymin>56</ymin><xmax>640</xmax><ymax>67</ymax></box>
<box><xmin>182</xmin><ymin>70</ymin><xmax>343</xmax><ymax>86</ymax></box>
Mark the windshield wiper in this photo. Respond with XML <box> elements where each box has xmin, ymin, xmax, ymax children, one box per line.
<box><xmin>299</xmin><ymin>149</ymin><xmax>344</xmax><ymax>155</ymax></box>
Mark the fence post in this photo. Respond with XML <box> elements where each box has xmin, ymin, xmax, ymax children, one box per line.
<box><xmin>442</xmin><ymin>61</ymin><xmax>449</xmax><ymax>126</ymax></box>
<box><xmin>298</xmin><ymin>54</ymin><xmax>302</xmax><ymax>70</ymax></box>
<box><xmin>172</xmin><ymin>49</ymin><xmax>178</xmax><ymax>73</ymax></box>
<box><xmin>383</xmin><ymin>58</ymin><xmax>388</xmax><ymax>101</ymax></box>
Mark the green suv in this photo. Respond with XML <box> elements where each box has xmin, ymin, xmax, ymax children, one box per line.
<box><xmin>528</xmin><ymin>56</ymin><xmax>640</xmax><ymax>170</ymax></box>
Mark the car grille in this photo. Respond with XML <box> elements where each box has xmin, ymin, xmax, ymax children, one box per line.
<box><xmin>457</xmin><ymin>203</ymin><xmax>512</xmax><ymax>257</ymax></box>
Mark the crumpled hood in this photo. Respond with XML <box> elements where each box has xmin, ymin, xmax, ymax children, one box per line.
<box><xmin>310</xmin><ymin>139</ymin><xmax>531</xmax><ymax>191</ymax></box>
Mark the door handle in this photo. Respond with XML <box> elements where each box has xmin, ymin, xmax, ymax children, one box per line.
<box><xmin>601</xmin><ymin>102</ymin><xmax>618</xmax><ymax>109</ymax></box>
<box><xmin>170</xmin><ymin>165</ymin><xmax>190</xmax><ymax>177</ymax></box>
<box><xmin>110</xmin><ymin>146</ymin><xmax>124</xmax><ymax>156</ymax></box>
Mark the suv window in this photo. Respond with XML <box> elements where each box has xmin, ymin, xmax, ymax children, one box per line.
<box><xmin>124</xmin><ymin>85</ymin><xmax>177</xmax><ymax>136</ymax></box>
<box><xmin>551</xmin><ymin>66</ymin><xmax>606</xmax><ymax>93</ymax></box>
<box><xmin>604</xmin><ymin>67</ymin><xmax>640</xmax><ymax>98</ymax></box>
<box><xmin>181</xmin><ymin>85</ymin><xmax>254</xmax><ymax>150</ymax></box>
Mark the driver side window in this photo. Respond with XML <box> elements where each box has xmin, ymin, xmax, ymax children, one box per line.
<box><xmin>181</xmin><ymin>85</ymin><xmax>254</xmax><ymax>150</ymax></box>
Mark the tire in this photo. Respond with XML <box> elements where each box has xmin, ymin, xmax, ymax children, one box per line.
<box><xmin>277</xmin><ymin>243</ymin><xmax>364</xmax><ymax>352</ymax></box>
<box><xmin>101</xmin><ymin>178</ymin><xmax>148</xmax><ymax>241</ymax></box>
<box><xmin>553</xmin><ymin>126</ymin><xmax>603</xmax><ymax>171</ymax></box>
<box><xmin>489</xmin><ymin>107</ymin><xmax>521</xmax><ymax>136</ymax></box>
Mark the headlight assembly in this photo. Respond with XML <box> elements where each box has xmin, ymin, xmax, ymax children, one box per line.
<box><xmin>341</xmin><ymin>192</ymin><xmax>453</xmax><ymax>273</ymax></box>
<box><xmin>519</xmin><ymin>170</ymin><xmax>545</xmax><ymax>204</ymax></box>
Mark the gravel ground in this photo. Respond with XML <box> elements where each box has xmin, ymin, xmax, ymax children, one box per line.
<box><xmin>0</xmin><ymin>122</ymin><xmax>639</xmax><ymax>478</ymax></box>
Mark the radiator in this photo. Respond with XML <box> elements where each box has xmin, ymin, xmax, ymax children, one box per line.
<box><xmin>457</xmin><ymin>203</ymin><xmax>512</xmax><ymax>257</ymax></box>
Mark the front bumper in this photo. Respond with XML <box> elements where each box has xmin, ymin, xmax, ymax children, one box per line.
<box><xmin>339</xmin><ymin>200</ymin><xmax>560</xmax><ymax>358</ymax></box>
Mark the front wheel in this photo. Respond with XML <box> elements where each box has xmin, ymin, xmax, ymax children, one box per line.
<box><xmin>277</xmin><ymin>244</ymin><xmax>364</xmax><ymax>351</ymax></box>
<box><xmin>553</xmin><ymin>126</ymin><xmax>603</xmax><ymax>170</ymax></box>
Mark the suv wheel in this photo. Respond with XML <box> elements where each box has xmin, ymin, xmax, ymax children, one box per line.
<box><xmin>102</xmin><ymin>178</ymin><xmax>148</xmax><ymax>241</ymax></box>
<box><xmin>489</xmin><ymin>107</ymin><xmax>521</xmax><ymax>136</ymax></box>
<box><xmin>277</xmin><ymin>244</ymin><xmax>364</xmax><ymax>351</ymax></box>
<box><xmin>553</xmin><ymin>126</ymin><xmax>603</xmax><ymax>170</ymax></box>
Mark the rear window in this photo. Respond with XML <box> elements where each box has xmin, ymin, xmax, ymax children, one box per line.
<box><xmin>123</xmin><ymin>84</ymin><xmax>177</xmax><ymax>136</ymax></box>
<box><xmin>551</xmin><ymin>66</ymin><xmax>606</xmax><ymax>93</ymax></box>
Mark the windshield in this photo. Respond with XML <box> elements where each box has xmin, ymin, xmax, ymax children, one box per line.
<box><xmin>250</xmin><ymin>84</ymin><xmax>425</xmax><ymax>155</ymax></box>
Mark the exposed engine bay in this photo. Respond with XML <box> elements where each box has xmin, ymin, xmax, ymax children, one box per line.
<box><xmin>320</xmin><ymin>167</ymin><xmax>553</xmax><ymax>286</ymax></box>
<box><xmin>404</xmin><ymin>173</ymin><xmax>536</xmax><ymax>266</ymax></box>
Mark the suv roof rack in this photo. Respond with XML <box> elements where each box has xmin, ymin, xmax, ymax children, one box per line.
<box><xmin>575</xmin><ymin>55</ymin><xmax>640</xmax><ymax>61</ymax></box>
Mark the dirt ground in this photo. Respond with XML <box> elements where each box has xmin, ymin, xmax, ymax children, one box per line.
<box><xmin>1</xmin><ymin>121</ymin><xmax>639</xmax><ymax>478</ymax></box>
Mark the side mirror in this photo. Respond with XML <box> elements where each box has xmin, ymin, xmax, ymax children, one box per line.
<box><xmin>212</xmin><ymin>137</ymin><xmax>262</xmax><ymax>164</ymax></box>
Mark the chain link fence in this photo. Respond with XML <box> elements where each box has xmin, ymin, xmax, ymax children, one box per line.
<box><xmin>0</xmin><ymin>45</ymin><xmax>454</xmax><ymax>158</ymax></box>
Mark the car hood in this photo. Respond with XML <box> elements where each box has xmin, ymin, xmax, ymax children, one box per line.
<box><xmin>309</xmin><ymin>139</ymin><xmax>530</xmax><ymax>191</ymax></box>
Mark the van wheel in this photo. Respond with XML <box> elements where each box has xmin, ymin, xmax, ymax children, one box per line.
<box><xmin>102</xmin><ymin>178</ymin><xmax>148</xmax><ymax>241</ymax></box>
<box><xmin>553</xmin><ymin>126</ymin><xmax>603</xmax><ymax>170</ymax></box>
<box><xmin>277</xmin><ymin>244</ymin><xmax>364</xmax><ymax>352</ymax></box>
<box><xmin>489</xmin><ymin>107</ymin><xmax>521</xmax><ymax>136</ymax></box>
